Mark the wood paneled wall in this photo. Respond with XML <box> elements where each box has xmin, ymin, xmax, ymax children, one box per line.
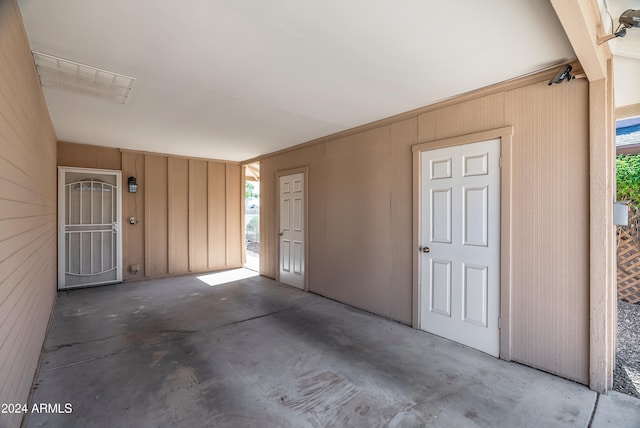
<box><xmin>0</xmin><ymin>2</ymin><xmax>58</xmax><ymax>427</ymax></box>
<box><xmin>505</xmin><ymin>82</ymin><xmax>590</xmax><ymax>382</ymax></box>
<box><xmin>261</xmin><ymin>75</ymin><xmax>590</xmax><ymax>383</ymax></box>
<box><xmin>134</xmin><ymin>153</ymin><xmax>242</xmax><ymax>279</ymax></box>
<box><xmin>58</xmin><ymin>147</ymin><xmax>243</xmax><ymax>281</ymax></box>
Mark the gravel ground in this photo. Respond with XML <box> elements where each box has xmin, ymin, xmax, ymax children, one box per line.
<box><xmin>614</xmin><ymin>300</ymin><xmax>640</xmax><ymax>399</ymax></box>
<box><xmin>246</xmin><ymin>241</ymin><xmax>259</xmax><ymax>257</ymax></box>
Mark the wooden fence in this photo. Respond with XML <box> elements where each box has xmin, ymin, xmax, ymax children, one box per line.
<box><xmin>617</xmin><ymin>205</ymin><xmax>640</xmax><ymax>303</ymax></box>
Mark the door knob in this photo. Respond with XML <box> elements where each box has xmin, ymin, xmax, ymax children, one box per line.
<box><xmin>420</xmin><ymin>246</ymin><xmax>430</xmax><ymax>253</ymax></box>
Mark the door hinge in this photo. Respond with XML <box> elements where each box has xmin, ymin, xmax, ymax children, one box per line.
<box><xmin>498</xmin><ymin>317</ymin><xmax>501</xmax><ymax>329</ymax></box>
<box><xmin>499</xmin><ymin>157</ymin><xmax>502</xmax><ymax>168</ymax></box>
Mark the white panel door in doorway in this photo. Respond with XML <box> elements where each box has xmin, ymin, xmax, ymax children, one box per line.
<box><xmin>279</xmin><ymin>172</ymin><xmax>305</xmax><ymax>289</ymax></box>
<box><xmin>58</xmin><ymin>167</ymin><xmax>123</xmax><ymax>290</ymax></box>
<box><xmin>420</xmin><ymin>139</ymin><xmax>500</xmax><ymax>357</ymax></box>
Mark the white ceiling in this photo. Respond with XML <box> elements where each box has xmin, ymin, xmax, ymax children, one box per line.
<box><xmin>18</xmin><ymin>1</ymin><xmax>576</xmax><ymax>161</ymax></box>
<box><xmin>614</xmin><ymin>55</ymin><xmax>640</xmax><ymax>107</ymax></box>
<box><xmin>600</xmin><ymin>0</ymin><xmax>640</xmax><ymax>110</ymax></box>
<box><xmin>604</xmin><ymin>0</ymin><xmax>640</xmax><ymax>59</ymax></box>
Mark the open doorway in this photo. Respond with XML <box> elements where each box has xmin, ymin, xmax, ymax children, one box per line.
<box><xmin>244</xmin><ymin>162</ymin><xmax>260</xmax><ymax>272</ymax></box>
<box><xmin>614</xmin><ymin>116</ymin><xmax>640</xmax><ymax>399</ymax></box>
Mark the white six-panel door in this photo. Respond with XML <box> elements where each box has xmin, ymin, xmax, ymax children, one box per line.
<box><xmin>420</xmin><ymin>139</ymin><xmax>500</xmax><ymax>357</ymax></box>
<box><xmin>58</xmin><ymin>167</ymin><xmax>123</xmax><ymax>290</ymax></box>
<box><xmin>279</xmin><ymin>172</ymin><xmax>305</xmax><ymax>289</ymax></box>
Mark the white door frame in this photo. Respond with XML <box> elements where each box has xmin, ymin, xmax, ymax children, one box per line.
<box><xmin>57</xmin><ymin>166</ymin><xmax>123</xmax><ymax>289</ymax></box>
<box><xmin>276</xmin><ymin>166</ymin><xmax>309</xmax><ymax>291</ymax></box>
<box><xmin>412</xmin><ymin>127</ymin><xmax>514</xmax><ymax>360</ymax></box>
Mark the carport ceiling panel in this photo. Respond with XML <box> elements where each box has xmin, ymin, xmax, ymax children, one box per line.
<box><xmin>32</xmin><ymin>51</ymin><xmax>135</xmax><ymax>104</ymax></box>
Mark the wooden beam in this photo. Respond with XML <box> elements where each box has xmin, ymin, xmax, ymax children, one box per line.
<box><xmin>588</xmin><ymin>64</ymin><xmax>615</xmax><ymax>393</ymax></box>
<box><xmin>553</xmin><ymin>0</ymin><xmax>616</xmax><ymax>393</ymax></box>
<box><xmin>607</xmin><ymin>58</ymin><xmax>617</xmax><ymax>390</ymax></box>
<box><xmin>550</xmin><ymin>0</ymin><xmax>611</xmax><ymax>81</ymax></box>
<box><xmin>616</xmin><ymin>103</ymin><xmax>640</xmax><ymax>120</ymax></box>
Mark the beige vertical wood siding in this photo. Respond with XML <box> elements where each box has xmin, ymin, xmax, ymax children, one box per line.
<box><xmin>122</xmin><ymin>152</ymin><xmax>145</xmax><ymax>278</ymax></box>
<box><xmin>208</xmin><ymin>162</ymin><xmax>227</xmax><ymax>269</ymax></box>
<box><xmin>324</xmin><ymin>128</ymin><xmax>393</xmax><ymax>315</ymax></box>
<box><xmin>189</xmin><ymin>160</ymin><xmax>209</xmax><ymax>271</ymax></box>
<box><xmin>145</xmin><ymin>155</ymin><xmax>168</xmax><ymax>276</ymax></box>
<box><xmin>389</xmin><ymin>119</ymin><xmax>419</xmax><ymax>320</ymax></box>
<box><xmin>0</xmin><ymin>1</ymin><xmax>58</xmax><ymax>427</ymax></box>
<box><xmin>225</xmin><ymin>164</ymin><xmax>243</xmax><ymax>267</ymax></box>
<box><xmin>168</xmin><ymin>158</ymin><xmax>190</xmax><ymax>274</ymax></box>
<box><xmin>58</xmin><ymin>146</ymin><xmax>243</xmax><ymax>280</ymax></box>
<box><xmin>260</xmin><ymin>74</ymin><xmax>590</xmax><ymax>383</ymax></box>
<box><xmin>505</xmin><ymin>81</ymin><xmax>590</xmax><ymax>382</ymax></box>
<box><xmin>128</xmin><ymin>155</ymin><xmax>243</xmax><ymax>278</ymax></box>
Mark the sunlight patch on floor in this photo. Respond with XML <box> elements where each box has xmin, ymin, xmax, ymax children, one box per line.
<box><xmin>197</xmin><ymin>268</ymin><xmax>258</xmax><ymax>287</ymax></box>
<box><xmin>244</xmin><ymin>253</ymin><xmax>259</xmax><ymax>272</ymax></box>
<box><xmin>624</xmin><ymin>365</ymin><xmax>640</xmax><ymax>397</ymax></box>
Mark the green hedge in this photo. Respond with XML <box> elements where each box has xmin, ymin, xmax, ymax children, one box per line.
<box><xmin>617</xmin><ymin>154</ymin><xmax>640</xmax><ymax>204</ymax></box>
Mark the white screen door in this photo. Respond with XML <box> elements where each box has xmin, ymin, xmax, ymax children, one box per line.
<box><xmin>58</xmin><ymin>167</ymin><xmax>123</xmax><ymax>290</ymax></box>
<box><xmin>278</xmin><ymin>172</ymin><xmax>305</xmax><ymax>289</ymax></box>
<box><xmin>420</xmin><ymin>139</ymin><xmax>500</xmax><ymax>357</ymax></box>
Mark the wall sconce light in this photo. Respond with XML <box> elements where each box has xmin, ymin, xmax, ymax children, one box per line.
<box><xmin>548</xmin><ymin>65</ymin><xmax>574</xmax><ymax>85</ymax></box>
<box><xmin>547</xmin><ymin>64</ymin><xmax>586</xmax><ymax>86</ymax></box>
<box><xmin>128</xmin><ymin>176</ymin><xmax>138</xmax><ymax>193</ymax></box>
<box><xmin>597</xmin><ymin>9</ymin><xmax>640</xmax><ymax>44</ymax></box>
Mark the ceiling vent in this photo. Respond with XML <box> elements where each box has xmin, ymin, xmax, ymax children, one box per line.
<box><xmin>32</xmin><ymin>51</ymin><xmax>135</xmax><ymax>104</ymax></box>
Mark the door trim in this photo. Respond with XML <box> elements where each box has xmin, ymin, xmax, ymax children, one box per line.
<box><xmin>57</xmin><ymin>166</ymin><xmax>123</xmax><ymax>290</ymax></box>
<box><xmin>412</xmin><ymin>126</ymin><xmax>514</xmax><ymax>360</ymax></box>
<box><xmin>275</xmin><ymin>166</ymin><xmax>309</xmax><ymax>291</ymax></box>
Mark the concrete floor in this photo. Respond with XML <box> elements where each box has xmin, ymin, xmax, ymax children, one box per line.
<box><xmin>25</xmin><ymin>270</ymin><xmax>640</xmax><ymax>428</ymax></box>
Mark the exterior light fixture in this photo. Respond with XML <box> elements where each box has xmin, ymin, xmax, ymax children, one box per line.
<box><xmin>128</xmin><ymin>177</ymin><xmax>138</xmax><ymax>193</ymax></box>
